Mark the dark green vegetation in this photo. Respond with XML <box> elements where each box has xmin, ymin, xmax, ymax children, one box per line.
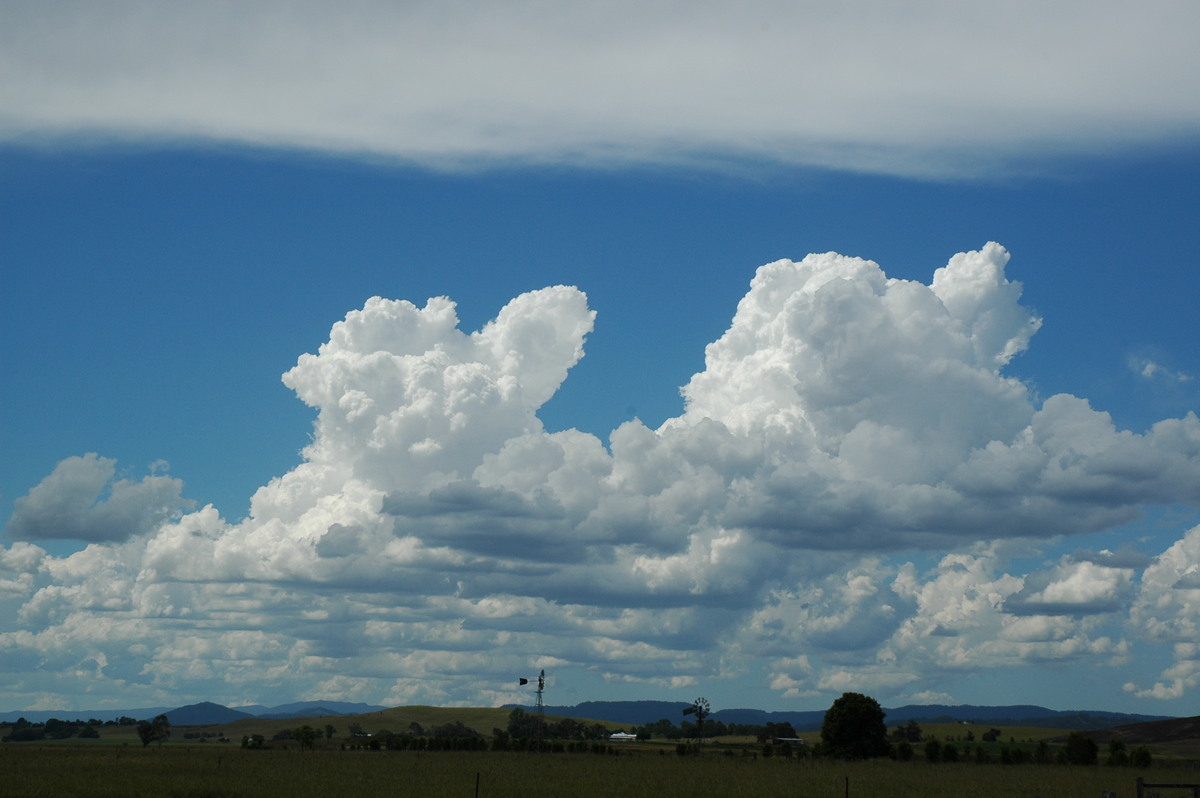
<box><xmin>820</xmin><ymin>692</ymin><xmax>890</xmax><ymax>760</ymax></box>
<box><xmin>0</xmin><ymin>744</ymin><xmax>1189</xmax><ymax>798</ymax></box>
<box><xmin>3</xmin><ymin>701</ymin><xmax>1197</xmax><ymax>798</ymax></box>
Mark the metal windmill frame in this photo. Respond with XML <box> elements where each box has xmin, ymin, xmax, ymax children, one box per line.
<box><xmin>519</xmin><ymin>669</ymin><xmax>547</xmax><ymax>748</ymax></box>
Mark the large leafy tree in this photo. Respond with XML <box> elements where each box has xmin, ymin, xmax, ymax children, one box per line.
<box><xmin>820</xmin><ymin>692</ymin><xmax>889</xmax><ymax>759</ymax></box>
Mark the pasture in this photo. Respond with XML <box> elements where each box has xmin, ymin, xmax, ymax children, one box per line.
<box><xmin>1</xmin><ymin>743</ymin><xmax>1185</xmax><ymax>798</ymax></box>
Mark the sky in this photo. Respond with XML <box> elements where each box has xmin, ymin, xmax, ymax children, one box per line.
<box><xmin>1</xmin><ymin>1</ymin><xmax>1199</xmax><ymax>717</ymax></box>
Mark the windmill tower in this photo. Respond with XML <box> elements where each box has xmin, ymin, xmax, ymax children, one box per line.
<box><xmin>683</xmin><ymin>697</ymin><xmax>710</xmax><ymax>744</ymax></box>
<box><xmin>532</xmin><ymin>669</ymin><xmax>545</xmax><ymax>723</ymax></box>
<box><xmin>519</xmin><ymin>669</ymin><xmax>547</xmax><ymax>746</ymax></box>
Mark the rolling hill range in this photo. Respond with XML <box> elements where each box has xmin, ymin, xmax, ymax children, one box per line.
<box><xmin>1069</xmin><ymin>714</ymin><xmax>1200</xmax><ymax>758</ymax></box>
<box><xmin>514</xmin><ymin>701</ymin><xmax>1173</xmax><ymax>732</ymax></box>
<box><xmin>0</xmin><ymin>700</ymin><xmax>386</xmax><ymax>725</ymax></box>
<box><xmin>0</xmin><ymin>699</ymin><xmax>1176</xmax><ymax>734</ymax></box>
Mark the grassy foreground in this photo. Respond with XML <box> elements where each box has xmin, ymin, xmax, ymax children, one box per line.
<box><xmin>0</xmin><ymin>744</ymin><xmax>1181</xmax><ymax>798</ymax></box>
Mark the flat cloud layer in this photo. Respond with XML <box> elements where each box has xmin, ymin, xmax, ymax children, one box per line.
<box><xmin>3</xmin><ymin>2</ymin><xmax>1200</xmax><ymax>176</ymax></box>
<box><xmin>3</xmin><ymin>244</ymin><xmax>1199</xmax><ymax>709</ymax></box>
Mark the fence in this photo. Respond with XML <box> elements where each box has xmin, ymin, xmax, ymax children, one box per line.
<box><xmin>1136</xmin><ymin>776</ymin><xmax>1200</xmax><ymax>798</ymax></box>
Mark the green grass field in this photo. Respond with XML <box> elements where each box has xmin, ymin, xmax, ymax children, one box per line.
<box><xmin>1</xmin><ymin>744</ymin><xmax>1188</xmax><ymax>798</ymax></box>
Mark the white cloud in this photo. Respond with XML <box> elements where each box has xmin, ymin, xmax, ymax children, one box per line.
<box><xmin>2</xmin><ymin>2</ymin><xmax>1199</xmax><ymax>178</ymax></box>
<box><xmin>1124</xmin><ymin>525</ymin><xmax>1200</xmax><ymax>699</ymax></box>
<box><xmin>2</xmin><ymin>245</ymin><xmax>1199</xmax><ymax>708</ymax></box>
<box><xmin>1004</xmin><ymin>558</ymin><xmax>1135</xmax><ymax>616</ymax></box>
<box><xmin>1130</xmin><ymin>357</ymin><xmax>1193</xmax><ymax>383</ymax></box>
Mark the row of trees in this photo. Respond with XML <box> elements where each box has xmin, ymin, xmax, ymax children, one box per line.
<box><xmin>2</xmin><ymin>713</ymin><xmax>172</xmax><ymax>746</ymax></box>
<box><xmin>630</xmin><ymin>717</ymin><xmax>800</xmax><ymax>742</ymax></box>
<box><xmin>506</xmin><ymin>708</ymin><xmax>613</xmax><ymax>741</ymax></box>
<box><xmin>2</xmin><ymin>717</ymin><xmax>103</xmax><ymax>742</ymax></box>
<box><xmin>898</xmin><ymin>732</ymin><xmax>1151</xmax><ymax>767</ymax></box>
<box><xmin>820</xmin><ymin>692</ymin><xmax>1152</xmax><ymax>768</ymax></box>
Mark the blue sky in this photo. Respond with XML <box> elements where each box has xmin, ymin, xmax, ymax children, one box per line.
<box><xmin>2</xmin><ymin>1</ymin><xmax>1199</xmax><ymax>716</ymax></box>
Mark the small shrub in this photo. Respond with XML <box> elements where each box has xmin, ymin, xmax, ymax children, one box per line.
<box><xmin>1105</xmin><ymin>738</ymin><xmax>1129</xmax><ymax>767</ymax></box>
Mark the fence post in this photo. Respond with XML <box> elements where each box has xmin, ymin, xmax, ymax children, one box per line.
<box><xmin>1137</xmin><ymin>776</ymin><xmax>1144</xmax><ymax>798</ymax></box>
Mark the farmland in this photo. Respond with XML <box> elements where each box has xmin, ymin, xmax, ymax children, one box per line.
<box><xmin>3</xmin><ymin>709</ymin><xmax>1199</xmax><ymax>798</ymax></box>
<box><xmin>3</xmin><ymin>744</ymin><xmax>1195</xmax><ymax>798</ymax></box>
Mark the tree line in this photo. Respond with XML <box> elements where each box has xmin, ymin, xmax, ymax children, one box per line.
<box><xmin>1</xmin><ymin>715</ymin><xmax>139</xmax><ymax>742</ymax></box>
<box><xmin>819</xmin><ymin>692</ymin><xmax>1152</xmax><ymax>769</ymax></box>
<box><xmin>1</xmin><ymin>713</ymin><xmax>172</xmax><ymax>747</ymax></box>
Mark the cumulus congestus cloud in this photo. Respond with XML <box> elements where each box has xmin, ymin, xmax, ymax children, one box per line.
<box><xmin>3</xmin><ymin>244</ymin><xmax>1199</xmax><ymax>708</ymax></box>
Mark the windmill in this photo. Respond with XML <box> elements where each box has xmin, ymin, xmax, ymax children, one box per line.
<box><xmin>682</xmin><ymin>696</ymin><xmax>710</xmax><ymax>741</ymax></box>
<box><xmin>519</xmin><ymin>669</ymin><xmax>547</xmax><ymax>746</ymax></box>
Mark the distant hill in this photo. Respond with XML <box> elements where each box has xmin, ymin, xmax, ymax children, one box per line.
<box><xmin>516</xmin><ymin>701</ymin><xmax>1173</xmax><ymax>732</ymax></box>
<box><xmin>164</xmin><ymin>702</ymin><xmax>255</xmax><ymax>725</ymax></box>
<box><xmin>2</xmin><ymin>698</ymin><xmax>1172</xmax><ymax>730</ymax></box>
<box><xmin>0</xmin><ymin>700</ymin><xmax>387</xmax><ymax>725</ymax></box>
<box><xmin>881</xmin><ymin>705</ymin><xmax>1171</xmax><ymax>731</ymax></box>
<box><xmin>240</xmin><ymin>701</ymin><xmax>388</xmax><ymax>719</ymax></box>
<box><xmin>1074</xmin><ymin>715</ymin><xmax>1200</xmax><ymax>745</ymax></box>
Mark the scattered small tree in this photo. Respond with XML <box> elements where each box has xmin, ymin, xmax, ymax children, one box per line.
<box><xmin>757</xmin><ymin>721</ymin><xmax>798</xmax><ymax>743</ymax></box>
<box><xmin>293</xmin><ymin>725</ymin><xmax>317</xmax><ymax>751</ymax></box>
<box><xmin>1105</xmin><ymin>737</ymin><xmax>1129</xmax><ymax>766</ymax></box>
<box><xmin>891</xmin><ymin>719</ymin><xmax>923</xmax><ymax>743</ymax></box>
<box><xmin>1064</xmin><ymin>731</ymin><xmax>1098</xmax><ymax>765</ymax></box>
<box><xmin>136</xmin><ymin>715</ymin><xmax>170</xmax><ymax>748</ymax></box>
<box><xmin>432</xmin><ymin>720</ymin><xmax>479</xmax><ymax>738</ymax></box>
